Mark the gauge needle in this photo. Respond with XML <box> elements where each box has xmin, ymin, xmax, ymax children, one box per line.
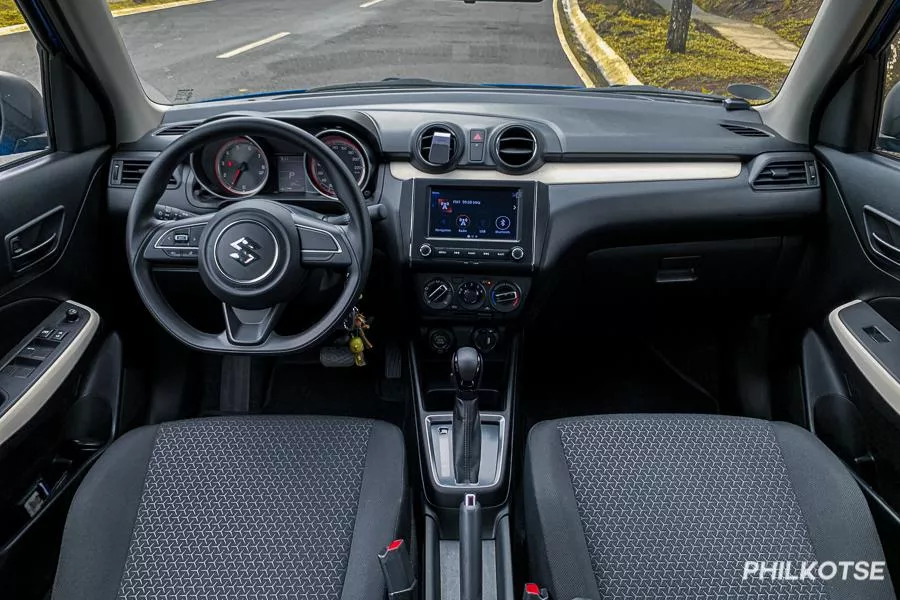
<box><xmin>232</xmin><ymin>162</ymin><xmax>247</xmax><ymax>186</ymax></box>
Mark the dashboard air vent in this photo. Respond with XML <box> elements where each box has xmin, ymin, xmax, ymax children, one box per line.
<box><xmin>752</xmin><ymin>160</ymin><xmax>816</xmax><ymax>189</ymax></box>
<box><xmin>416</xmin><ymin>124</ymin><xmax>459</xmax><ymax>168</ymax></box>
<box><xmin>110</xmin><ymin>158</ymin><xmax>177</xmax><ymax>188</ymax></box>
<box><xmin>155</xmin><ymin>122</ymin><xmax>200</xmax><ymax>136</ymax></box>
<box><xmin>494</xmin><ymin>125</ymin><xmax>538</xmax><ymax>170</ymax></box>
<box><xmin>720</xmin><ymin>123</ymin><xmax>771</xmax><ymax>138</ymax></box>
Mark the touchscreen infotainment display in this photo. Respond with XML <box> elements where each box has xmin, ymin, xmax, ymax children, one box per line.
<box><xmin>427</xmin><ymin>187</ymin><xmax>520</xmax><ymax>241</ymax></box>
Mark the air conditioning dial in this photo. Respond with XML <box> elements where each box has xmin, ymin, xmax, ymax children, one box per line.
<box><xmin>457</xmin><ymin>281</ymin><xmax>486</xmax><ymax>309</ymax></box>
<box><xmin>423</xmin><ymin>278</ymin><xmax>453</xmax><ymax>310</ymax></box>
<box><xmin>490</xmin><ymin>282</ymin><xmax>522</xmax><ymax>313</ymax></box>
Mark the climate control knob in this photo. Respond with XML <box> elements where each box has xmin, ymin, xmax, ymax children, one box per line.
<box><xmin>423</xmin><ymin>278</ymin><xmax>452</xmax><ymax>309</ymax></box>
<box><xmin>419</xmin><ymin>243</ymin><xmax>433</xmax><ymax>258</ymax></box>
<box><xmin>510</xmin><ymin>246</ymin><xmax>525</xmax><ymax>261</ymax></box>
<box><xmin>490</xmin><ymin>282</ymin><xmax>522</xmax><ymax>313</ymax></box>
<box><xmin>457</xmin><ymin>281</ymin><xmax>486</xmax><ymax>309</ymax></box>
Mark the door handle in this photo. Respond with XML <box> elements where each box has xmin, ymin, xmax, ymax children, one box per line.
<box><xmin>863</xmin><ymin>206</ymin><xmax>900</xmax><ymax>265</ymax></box>
<box><xmin>5</xmin><ymin>206</ymin><xmax>65</xmax><ymax>275</ymax></box>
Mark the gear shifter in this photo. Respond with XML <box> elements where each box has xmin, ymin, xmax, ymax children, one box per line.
<box><xmin>452</xmin><ymin>347</ymin><xmax>483</xmax><ymax>484</ymax></box>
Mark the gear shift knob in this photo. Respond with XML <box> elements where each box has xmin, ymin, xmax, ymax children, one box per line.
<box><xmin>452</xmin><ymin>347</ymin><xmax>483</xmax><ymax>484</ymax></box>
<box><xmin>452</xmin><ymin>347</ymin><xmax>483</xmax><ymax>399</ymax></box>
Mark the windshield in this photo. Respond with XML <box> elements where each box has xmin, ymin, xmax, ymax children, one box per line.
<box><xmin>100</xmin><ymin>0</ymin><xmax>823</xmax><ymax>103</ymax></box>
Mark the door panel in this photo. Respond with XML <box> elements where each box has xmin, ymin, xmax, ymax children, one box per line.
<box><xmin>810</xmin><ymin>146</ymin><xmax>900</xmax><ymax>513</ymax></box>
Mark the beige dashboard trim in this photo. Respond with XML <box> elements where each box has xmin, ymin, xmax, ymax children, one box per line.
<box><xmin>828</xmin><ymin>299</ymin><xmax>900</xmax><ymax>417</ymax></box>
<box><xmin>0</xmin><ymin>301</ymin><xmax>100</xmax><ymax>447</ymax></box>
<box><xmin>389</xmin><ymin>161</ymin><xmax>742</xmax><ymax>184</ymax></box>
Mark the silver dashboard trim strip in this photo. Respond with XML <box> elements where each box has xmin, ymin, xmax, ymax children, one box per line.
<box><xmin>828</xmin><ymin>299</ymin><xmax>900</xmax><ymax>417</ymax></box>
<box><xmin>390</xmin><ymin>161</ymin><xmax>742</xmax><ymax>184</ymax></box>
<box><xmin>0</xmin><ymin>301</ymin><xmax>100</xmax><ymax>447</ymax></box>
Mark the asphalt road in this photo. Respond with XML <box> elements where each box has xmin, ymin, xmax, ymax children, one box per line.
<box><xmin>0</xmin><ymin>0</ymin><xmax>584</xmax><ymax>103</ymax></box>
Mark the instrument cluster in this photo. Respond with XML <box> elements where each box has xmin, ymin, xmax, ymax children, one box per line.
<box><xmin>189</xmin><ymin>126</ymin><xmax>376</xmax><ymax>202</ymax></box>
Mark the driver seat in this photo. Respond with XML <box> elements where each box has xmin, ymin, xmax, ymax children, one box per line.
<box><xmin>52</xmin><ymin>415</ymin><xmax>408</xmax><ymax>600</ymax></box>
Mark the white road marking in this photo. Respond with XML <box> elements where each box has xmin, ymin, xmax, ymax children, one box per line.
<box><xmin>217</xmin><ymin>32</ymin><xmax>291</xmax><ymax>59</ymax></box>
<box><xmin>360</xmin><ymin>0</ymin><xmax>388</xmax><ymax>8</ymax></box>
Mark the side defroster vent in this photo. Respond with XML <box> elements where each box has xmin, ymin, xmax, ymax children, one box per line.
<box><xmin>751</xmin><ymin>160</ymin><xmax>817</xmax><ymax>189</ymax></box>
<box><xmin>110</xmin><ymin>158</ymin><xmax>178</xmax><ymax>188</ymax></box>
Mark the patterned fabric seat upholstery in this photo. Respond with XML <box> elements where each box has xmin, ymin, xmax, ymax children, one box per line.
<box><xmin>52</xmin><ymin>416</ymin><xmax>406</xmax><ymax>600</ymax></box>
<box><xmin>524</xmin><ymin>414</ymin><xmax>895</xmax><ymax>600</ymax></box>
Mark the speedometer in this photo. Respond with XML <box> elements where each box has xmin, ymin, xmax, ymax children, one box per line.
<box><xmin>306</xmin><ymin>130</ymin><xmax>370</xmax><ymax>199</ymax></box>
<box><xmin>214</xmin><ymin>137</ymin><xmax>269</xmax><ymax>197</ymax></box>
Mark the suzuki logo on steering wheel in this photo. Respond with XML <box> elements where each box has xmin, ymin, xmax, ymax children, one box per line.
<box><xmin>228</xmin><ymin>236</ymin><xmax>261</xmax><ymax>266</ymax></box>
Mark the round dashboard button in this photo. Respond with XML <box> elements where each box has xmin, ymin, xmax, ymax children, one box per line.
<box><xmin>510</xmin><ymin>246</ymin><xmax>525</xmax><ymax>261</ymax></box>
<box><xmin>419</xmin><ymin>243</ymin><xmax>433</xmax><ymax>258</ymax></box>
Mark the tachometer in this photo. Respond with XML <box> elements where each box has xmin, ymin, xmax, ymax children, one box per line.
<box><xmin>306</xmin><ymin>130</ymin><xmax>370</xmax><ymax>199</ymax></box>
<box><xmin>214</xmin><ymin>137</ymin><xmax>269</xmax><ymax>197</ymax></box>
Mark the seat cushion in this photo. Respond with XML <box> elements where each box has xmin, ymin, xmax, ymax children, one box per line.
<box><xmin>524</xmin><ymin>414</ymin><xmax>896</xmax><ymax>600</ymax></box>
<box><xmin>53</xmin><ymin>415</ymin><xmax>407</xmax><ymax>600</ymax></box>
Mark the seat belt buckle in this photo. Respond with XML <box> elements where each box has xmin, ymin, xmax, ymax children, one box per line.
<box><xmin>378</xmin><ymin>539</ymin><xmax>417</xmax><ymax>600</ymax></box>
<box><xmin>523</xmin><ymin>583</ymin><xmax>550</xmax><ymax>600</ymax></box>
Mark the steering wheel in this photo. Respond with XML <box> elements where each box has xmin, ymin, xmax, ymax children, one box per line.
<box><xmin>125</xmin><ymin>116</ymin><xmax>373</xmax><ymax>354</ymax></box>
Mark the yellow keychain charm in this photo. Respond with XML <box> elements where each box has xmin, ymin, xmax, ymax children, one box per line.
<box><xmin>349</xmin><ymin>336</ymin><xmax>366</xmax><ymax>366</ymax></box>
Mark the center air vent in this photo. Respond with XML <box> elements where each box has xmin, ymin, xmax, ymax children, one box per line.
<box><xmin>720</xmin><ymin>123</ymin><xmax>771</xmax><ymax>138</ymax></box>
<box><xmin>415</xmin><ymin>124</ymin><xmax>460</xmax><ymax>171</ymax></box>
<box><xmin>154</xmin><ymin>122</ymin><xmax>201</xmax><ymax>136</ymax></box>
<box><xmin>751</xmin><ymin>159</ymin><xmax>817</xmax><ymax>190</ymax></box>
<box><xmin>494</xmin><ymin>125</ymin><xmax>538</xmax><ymax>171</ymax></box>
<box><xmin>110</xmin><ymin>158</ymin><xmax>178</xmax><ymax>188</ymax></box>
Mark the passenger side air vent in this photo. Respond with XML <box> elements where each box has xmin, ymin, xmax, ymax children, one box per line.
<box><xmin>110</xmin><ymin>158</ymin><xmax>178</xmax><ymax>188</ymax></box>
<box><xmin>154</xmin><ymin>122</ymin><xmax>201</xmax><ymax>136</ymax></box>
<box><xmin>415</xmin><ymin>124</ymin><xmax>460</xmax><ymax>171</ymax></box>
<box><xmin>720</xmin><ymin>123</ymin><xmax>771</xmax><ymax>138</ymax></box>
<box><xmin>494</xmin><ymin>125</ymin><xmax>539</xmax><ymax>171</ymax></box>
<box><xmin>751</xmin><ymin>159</ymin><xmax>817</xmax><ymax>190</ymax></box>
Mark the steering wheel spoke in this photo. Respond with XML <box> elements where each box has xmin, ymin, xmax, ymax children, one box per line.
<box><xmin>222</xmin><ymin>302</ymin><xmax>285</xmax><ymax>346</ymax></box>
<box><xmin>142</xmin><ymin>215</ymin><xmax>210</xmax><ymax>264</ymax></box>
<box><xmin>291</xmin><ymin>210</ymin><xmax>353</xmax><ymax>269</ymax></box>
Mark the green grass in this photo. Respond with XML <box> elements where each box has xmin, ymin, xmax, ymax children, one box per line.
<box><xmin>580</xmin><ymin>0</ymin><xmax>789</xmax><ymax>96</ymax></box>
<box><xmin>760</xmin><ymin>16</ymin><xmax>814</xmax><ymax>47</ymax></box>
<box><xmin>695</xmin><ymin>0</ymin><xmax>816</xmax><ymax>48</ymax></box>
<box><xmin>0</xmin><ymin>0</ymin><xmax>182</xmax><ymax>28</ymax></box>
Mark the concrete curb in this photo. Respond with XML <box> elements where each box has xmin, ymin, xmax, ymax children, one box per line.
<box><xmin>0</xmin><ymin>0</ymin><xmax>214</xmax><ymax>37</ymax></box>
<box><xmin>560</xmin><ymin>0</ymin><xmax>642</xmax><ymax>86</ymax></box>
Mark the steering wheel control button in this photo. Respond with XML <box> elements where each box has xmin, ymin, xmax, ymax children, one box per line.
<box><xmin>510</xmin><ymin>246</ymin><xmax>525</xmax><ymax>261</ymax></box>
<box><xmin>419</xmin><ymin>243</ymin><xmax>433</xmax><ymax>258</ymax></box>
<box><xmin>213</xmin><ymin>220</ymin><xmax>280</xmax><ymax>285</ymax></box>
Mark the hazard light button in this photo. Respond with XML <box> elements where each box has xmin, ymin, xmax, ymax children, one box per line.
<box><xmin>469</xmin><ymin>129</ymin><xmax>486</xmax><ymax>163</ymax></box>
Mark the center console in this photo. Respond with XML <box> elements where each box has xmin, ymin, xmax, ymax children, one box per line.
<box><xmin>405</xmin><ymin>180</ymin><xmax>541</xmax><ymax>600</ymax></box>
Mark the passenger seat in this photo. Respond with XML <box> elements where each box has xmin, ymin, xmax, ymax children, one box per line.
<box><xmin>524</xmin><ymin>414</ymin><xmax>895</xmax><ymax>600</ymax></box>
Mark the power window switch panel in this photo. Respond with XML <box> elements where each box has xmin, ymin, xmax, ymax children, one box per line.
<box><xmin>50</xmin><ymin>330</ymin><xmax>68</xmax><ymax>342</ymax></box>
<box><xmin>37</xmin><ymin>328</ymin><xmax>54</xmax><ymax>340</ymax></box>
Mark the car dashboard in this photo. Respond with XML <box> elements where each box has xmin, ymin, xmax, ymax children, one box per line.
<box><xmin>107</xmin><ymin>88</ymin><xmax>821</xmax><ymax>351</ymax></box>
